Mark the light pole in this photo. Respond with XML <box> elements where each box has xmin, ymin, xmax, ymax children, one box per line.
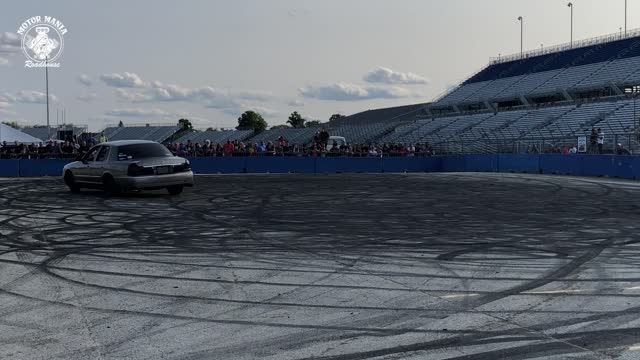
<box><xmin>518</xmin><ymin>16</ymin><xmax>523</xmax><ymax>58</ymax></box>
<box><xmin>625</xmin><ymin>0</ymin><xmax>628</xmax><ymax>36</ymax></box>
<box><xmin>568</xmin><ymin>2</ymin><xmax>574</xmax><ymax>47</ymax></box>
<box><xmin>45</xmin><ymin>56</ymin><xmax>50</xmax><ymax>141</ymax></box>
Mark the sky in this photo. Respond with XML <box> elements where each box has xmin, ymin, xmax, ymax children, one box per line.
<box><xmin>0</xmin><ymin>0</ymin><xmax>638</xmax><ymax>131</ymax></box>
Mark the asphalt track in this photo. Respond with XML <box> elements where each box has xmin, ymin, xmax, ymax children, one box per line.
<box><xmin>1</xmin><ymin>173</ymin><xmax>640</xmax><ymax>360</ymax></box>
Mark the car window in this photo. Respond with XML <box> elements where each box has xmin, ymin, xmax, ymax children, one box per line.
<box><xmin>82</xmin><ymin>146</ymin><xmax>101</xmax><ymax>162</ymax></box>
<box><xmin>96</xmin><ymin>146</ymin><xmax>110</xmax><ymax>162</ymax></box>
<box><xmin>117</xmin><ymin>143</ymin><xmax>172</xmax><ymax>160</ymax></box>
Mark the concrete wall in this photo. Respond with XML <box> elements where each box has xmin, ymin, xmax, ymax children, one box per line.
<box><xmin>1</xmin><ymin>155</ymin><xmax>639</xmax><ymax>180</ymax></box>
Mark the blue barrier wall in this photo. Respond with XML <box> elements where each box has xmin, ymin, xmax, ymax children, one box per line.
<box><xmin>19</xmin><ymin>159</ymin><xmax>73</xmax><ymax>177</ymax></box>
<box><xmin>0</xmin><ymin>160</ymin><xmax>20</xmax><ymax>177</ymax></box>
<box><xmin>2</xmin><ymin>155</ymin><xmax>640</xmax><ymax>180</ymax></box>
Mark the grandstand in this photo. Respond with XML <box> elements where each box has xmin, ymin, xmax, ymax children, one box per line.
<box><xmin>101</xmin><ymin>124</ymin><xmax>181</xmax><ymax>143</ymax></box>
<box><xmin>433</xmin><ymin>30</ymin><xmax>640</xmax><ymax>113</ymax></box>
<box><xmin>234</xmin><ymin>105</ymin><xmax>426</xmax><ymax>146</ymax></box>
<box><xmin>398</xmin><ymin>29</ymin><xmax>640</xmax><ymax>153</ymax></box>
<box><xmin>188</xmin><ymin>30</ymin><xmax>640</xmax><ymax>153</ymax></box>
<box><xmin>80</xmin><ymin>30</ymin><xmax>640</xmax><ymax>154</ymax></box>
<box><xmin>21</xmin><ymin>125</ymin><xmax>87</xmax><ymax>142</ymax></box>
<box><xmin>174</xmin><ymin>130</ymin><xmax>253</xmax><ymax>144</ymax></box>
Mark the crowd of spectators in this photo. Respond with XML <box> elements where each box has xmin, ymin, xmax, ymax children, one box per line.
<box><xmin>165</xmin><ymin>127</ymin><xmax>436</xmax><ymax>157</ymax></box>
<box><xmin>2</xmin><ymin>126</ymin><xmax>636</xmax><ymax>159</ymax></box>
<box><xmin>0</xmin><ymin>135</ymin><xmax>96</xmax><ymax>159</ymax></box>
<box><xmin>165</xmin><ymin>139</ymin><xmax>437</xmax><ymax>157</ymax></box>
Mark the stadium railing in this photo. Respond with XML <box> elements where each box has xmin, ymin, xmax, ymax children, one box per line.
<box><xmin>433</xmin><ymin>132</ymin><xmax>640</xmax><ymax>155</ymax></box>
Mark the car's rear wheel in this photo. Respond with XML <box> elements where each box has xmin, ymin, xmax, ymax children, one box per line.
<box><xmin>102</xmin><ymin>174</ymin><xmax>121</xmax><ymax>196</ymax></box>
<box><xmin>64</xmin><ymin>171</ymin><xmax>81</xmax><ymax>193</ymax></box>
<box><xmin>167</xmin><ymin>185</ymin><xmax>184</xmax><ymax>195</ymax></box>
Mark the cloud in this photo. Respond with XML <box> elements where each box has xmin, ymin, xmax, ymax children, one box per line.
<box><xmin>0</xmin><ymin>90</ymin><xmax>58</xmax><ymax>104</ymax></box>
<box><xmin>150</xmin><ymin>81</ymin><xmax>196</xmax><ymax>101</ymax></box>
<box><xmin>106</xmin><ymin>78</ymin><xmax>280</xmax><ymax>119</ymax></box>
<box><xmin>0</xmin><ymin>32</ymin><xmax>21</xmax><ymax>65</ymax></box>
<box><xmin>204</xmin><ymin>96</ymin><xmax>279</xmax><ymax>117</ymax></box>
<box><xmin>0</xmin><ymin>102</ymin><xmax>13</xmax><ymax>116</ymax></box>
<box><xmin>78</xmin><ymin>74</ymin><xmax>92</xmax><ymax>87</ymax></box>
<box><xmin>148</xmin><ymin>81</ymin><xmax>274</xmax><ymax>103</ymax></box>
<box><xmin>288</xmin><ymin>99</ymin><xmax>305</xmax><ymax>107</ymax></box>
<box><xmin>100</xmin><ymin>72</ymin><xmax>146</xmax><ymax>88</ymax></box>
<box><xmin>77</xmin><ymin>93</ymin><xmax>97</xmax><ymax>102</ymax></box>
<box><xmin>105</xmin><ymin>108</ymin><xmax>170</xmax><ymax>118</ymax></box>
<box><xmin>299</xmin><ymin>83</ymin><xmax>418</xmax><ymax>101</ymax></box>
<box><xmin>116</xmin><ymin>88</ymin><xmax>152</xmax><ymax>102</ymax></box>
<box><xmin>363</xmin><ymin>67</ymin><xmax>429</xmax><ymax>85</ymax></box>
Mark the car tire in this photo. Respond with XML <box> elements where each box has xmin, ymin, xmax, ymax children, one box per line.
<box><xmin>167</xmin><ymin>185</ymin><xmax>184</xmax><ymax>195</ymax></box>
<box><xmin>64</xmin><ymin>171</ymin><xmax>81</xmax><ymax>193</ymax></box>
<box><xmin>102</xmin><ymin>174</ymin><xmax>121</xmax><ymax>196</ymax></box>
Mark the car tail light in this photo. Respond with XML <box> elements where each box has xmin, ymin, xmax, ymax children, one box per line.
<box><xmin>128</xmin><ymin>163</ymin><xmax>154</xmax><ymax>176</ymax></box>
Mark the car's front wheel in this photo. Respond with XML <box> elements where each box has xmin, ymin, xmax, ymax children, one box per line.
<box><xmin>64</xmin><ymin>171</ymin><xmax>81</xmax><ymax>193</ymax></box>
<box><xmin>167</xmin><ymin>185</ymin><xmax>184</xmax><ymax>195</ymax></box>
<box><xmin>102</xmin><ymin>174</ymin><xmax>121</xmax><ymax>196</ymax></box>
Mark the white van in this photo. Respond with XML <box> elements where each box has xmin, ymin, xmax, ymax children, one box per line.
<box><xmin>326</xmin><ymin>136</ymin><xmax>347</xmax><ymax>151</ymax></box>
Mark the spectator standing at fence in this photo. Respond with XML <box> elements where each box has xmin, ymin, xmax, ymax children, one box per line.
<box><xmin>79</xmin><ymin>141</ymin><xmax>89</xmax><ymax>154</ymax></box>
<box><xmin>223</xmin><ymin>140</ymin><xmax>234</xmax><ymax>157</ymax></box>
<box><xmin>319</xmin><ymin>128</ymin><xmax>330</xmax><ymax>147</ymax></box>
<box><xmin>597</xmin><ymin>128</ymin><xmax>605</xmax><ymax>154</ymax></box>
<box><xmin>257</xmin><ymin>141</ymin><xmax>266</xmax><ymax>153</ymax></box>
<box><xmin>99</xmin><ymin>133</ymin><xmax>108</xmax><ymax>143</ymax></box>
<box><xmin>589</xmin><ymin>128</ymin><xmax>597</xmax><ymax>154</ymax></box>
<box><xmin>616</xmin><ymin>143</ymin><xmax>631</xmax><ymax>155</ymax></box>
<box><xmin>407</xmin><ymin>144</ymin><xmax>416</xmax><ymax>157</ymax></box>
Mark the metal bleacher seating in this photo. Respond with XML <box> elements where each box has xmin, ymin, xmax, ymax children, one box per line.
<box><xmin>433</xmin><ymin>31</ymin><xmax>640</xmax><ymax>108</ymax></box>
<box><xmin>577</xmin><ymin>57</ymin><xmax>640</xmax><ymax>89</ymax></box>
<box><xmin>248</xmin><ymin>127</ymin><xmax>318</xmax><ymax>145</ymax></box>
<box><xmin>102</xmin><ymin>125</ymin><xmax>180</xmax><ymax>142</ymax></box>
<box><xmin>21</xmin><ymin>126</ymin><xmax>86</xmax><ymax>141</ymax></box>
<box><xmin>530</xmin><ymin>63</ymin><xmax>608</xmax><ymax>96</ymax></box>
<box><xmin>436</xmin><ymin>81</ymin><xmax>492</xmax><ymax>105</ymax></box>
<box><xmin>175</xmin><ymin>130</ymin><xmax>253</xmax><ymax>144</ymax></box>
<box><xmin>533</xmin><ymin>102</ymin><xmax>620</xmax><ymax>138</ymax></box>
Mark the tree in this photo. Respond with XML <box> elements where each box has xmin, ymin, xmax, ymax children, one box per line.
<box><xmin>287</xmin><ymin>111</ymin><xmax>305</xmax><ymax>129</ymax></box>
<box><xmin>305</xmin><ymin>120</ymin><xmax>321</xmax><ymax>128</ymax></box>
<box><xmin>237</xmin><ymin>111</ymin><xmax>268</xmax><ymax>133</ymax></box>
<box><xmin>178</xmin><ymin>118</ymin><xmax>193</xmax><ymax>131</ymax></box>
<box><xmin>329</xmin><ymin>114</ymin><xmax>346</xmax><ymax>122</ymax></box>
<box><xmin>1</xmin><ymin>121</ymin><xmax>19</xmax><ymax>129</ymax></box>
<box><xmin>118</xmin><ymin>120</ymin><xmax>124</xmax><ymax>127</ymax></box>
<box><xmin>205</xmin><ymin>127</ymin><xmax>216</xmax><ymax>132</ymax></box>
<box><xmin>270</xmin><ymin>124</ymin><xmax>290</xmax><ymax>130</ymax></box>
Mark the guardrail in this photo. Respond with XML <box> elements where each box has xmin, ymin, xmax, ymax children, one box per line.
<box><xmin>2</xmin><ymin>155</ymin><xmax>640</xmax><ymax>179</ymax></box>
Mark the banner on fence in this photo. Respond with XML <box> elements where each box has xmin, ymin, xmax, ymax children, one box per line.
<box><xmin>577</xmin><ymin>136</ymin><xmax>587</xmax><ymax>153</ymax></box>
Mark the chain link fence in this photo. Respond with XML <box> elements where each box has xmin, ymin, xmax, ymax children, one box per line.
<box><xmin>433</xmin><ymin>132</ymin><xmax>640</xmax><ymax>155</ymax></box>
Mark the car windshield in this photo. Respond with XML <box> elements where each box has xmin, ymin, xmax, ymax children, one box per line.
<box><xmin>117</xmin><ymin>143</ymin><xmax>172</xmax><ymax>160</ymax></box>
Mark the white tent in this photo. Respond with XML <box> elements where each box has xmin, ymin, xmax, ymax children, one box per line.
<box><xmin>0</xmin><ymin>123</ymin><xmax>43</xmax><ymax>144</ymax></box>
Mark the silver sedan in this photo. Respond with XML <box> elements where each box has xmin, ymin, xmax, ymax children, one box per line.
<box><xmin>62</xmin><ymin>140</ymin><xmax>194</xmax><ymax>195</ymax></box>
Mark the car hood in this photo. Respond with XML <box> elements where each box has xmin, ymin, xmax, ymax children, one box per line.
<box><xmin>64</xmin><ymin>161</ymin><xmax>83</xmax><ymax>169</ymax></box>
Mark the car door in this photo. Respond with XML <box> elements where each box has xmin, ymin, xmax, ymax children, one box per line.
<box><xmin>88</xmin><ymin>146</ymin><xmax>111</xmax><ymax>182</ymax></box>
<box><xmin>74</xmin><ymin>146</ymin><xmax>101</xmax><ymax>183</ymax></box>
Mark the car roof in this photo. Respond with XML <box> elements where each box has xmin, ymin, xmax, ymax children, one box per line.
<box><xmin>99</xmin><ymin>140</ymin><xmax>159</xmax><ymax>146</ymax></box>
